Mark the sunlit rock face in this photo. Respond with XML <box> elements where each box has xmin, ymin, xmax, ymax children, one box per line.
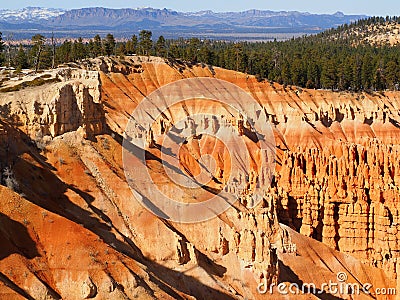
<box><xmin>0</xmin><ymin>56</ymin><xmax>398</xmax><ymax>299</ymax></box>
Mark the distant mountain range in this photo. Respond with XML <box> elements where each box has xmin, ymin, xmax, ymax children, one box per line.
<box><xmin>0</xmin><ymin>7</ymin><xmax>65</xmax><ymax>22</ymax></box>
<box><xmin>0</xmin><ymin>7</ymin><xmax>367</xmax><ymax>40</ymax></box>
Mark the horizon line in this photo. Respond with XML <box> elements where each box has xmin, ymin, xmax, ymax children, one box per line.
<box><xmin>0</xmin><ymin>6</ymin><xmax>372</xmax><ymax>16</ymax></box>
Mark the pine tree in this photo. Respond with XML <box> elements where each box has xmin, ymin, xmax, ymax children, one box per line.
<box><xmin>306</xmin><ymin>62</ymin><xmax>319</xmax><ymax>89</ymax></box>
<box><xmin>15</xmin><ymin>44</ymin><xmax>28</xmax><ymax>69</ymax></box>
<box><xmin>321</xmin><ymin>59</ymin><xmax>337</xmax><ymax>90</ymax></box>
<box><xmin>198</xmin><ymin>45</ymin><xmax>212</xmax><ymax>64</ymax></box>
<box><xmin>93</xmin><ymin>34</ymin><xmax>103</xmax><ymax>57</ymax></box>
<box><xmin>103</xmin><ymin>34</ymin><xmax>116</xmax><ymax>56</ymax></box>
<box><xmin>116</xmin><ymin>43</ymin><xmax>126</xmax><ymax>56</ymax></box>
<box><xmin>352</xmin><ymin>57</ymin><xmax>362</xmax><ymax>91</ymax></box>
<box><xmin>88</xmin><ymin>39</ymin><xmax>95</xmax><ymax>58</ymax></box>
<box><xmin>31</xmin><ymin>34</ymin><xmax>46</xmax><ymax>73</ymax></box>
<box><xmin>291</xmin><ymin>58</ymin><xmax>306</xmax><ymax>87</ymax></box>
<box><xmin>130</xmin><ymin>34</ymin><xmax>138</xmax><ymax>54</ymax></box>
<box><xmin>281</xmin><ymin>61</ymin><xmax>291</xmax><ymax>85</ymax></box>
<box><xmin>39</xmin><ymin>46</ymin><xmax>52</xmax><ymax>69</ymax></box>
<box><xmin>51</xmin><ymin>32</ymin><xmax>56</xmax><ymax>68</ymax></box>
<box><xmin>70</xmin><ymin>42</ymin><xmax>77</xmax><ymax>61</ymax></box>
<box><xmin>56</xmin><ymin>40</ymin><xmax>72</xmax><ymax>64</ymax></box>
<box><xmin>361</xmin><ymin>53</ymin><xmax>373</xmax><ymax>90</ymax></box>
<box><xmin>168</xmin><ymin>43</ymin><xmax>180</xmax><ymax>59</ymax></box>
<box><xmin>233</xmin><ymin>43</ymin><xmax>244</xmax><ymax>72</ymax></box>
<box><xmin>75</xmin><ymin>37</ymin><xmax>86</xmax><ymax>60</ymax></box>
<box><xmin>155</xmin><ymin>36</ymin><xmax>167</xmax><ymax>57</ymax></box>
<box><xmin>373</xmin><ymin>67</ymin><xmax>385</xmax><ymax>90</ymax></box>
<box><xmin>187</xmin><ymin>38</ymin><xmax>201</xmax><ymax>62</ymax></box>
<box><xmin>139</xmin><ymin>30</ymin><xmax>153</xmax><ymax>55</ymax></box>
<box><xmin>385</xmin><ymin>60</ymin><xmax>399</xmax><ymax>90</ymax></box>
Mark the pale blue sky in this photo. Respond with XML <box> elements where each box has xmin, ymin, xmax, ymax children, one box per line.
<box><xmin>0</xmin><ymin>0</ymin><xmax>399</xmax><ymax>15</ymax></box>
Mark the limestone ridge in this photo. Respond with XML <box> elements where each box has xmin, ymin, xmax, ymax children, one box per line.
<box><xmin>0</xmin><ymin>68</ymin><xmax>104</xmax><ymax>140</ymax></box>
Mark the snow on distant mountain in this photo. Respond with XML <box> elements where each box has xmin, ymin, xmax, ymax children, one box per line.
<box><xmin>0</xmin><ymin>7</ymin><xmax>65</xmax><ymax>23</ymax></box>
<box><xmin>0</xmin><ymin>7</ymin><xmax>367</xmax><ymax>40</ymax></box>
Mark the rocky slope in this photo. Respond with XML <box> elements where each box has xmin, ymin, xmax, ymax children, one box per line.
<box><xmin>333</xmin><ymin>21</ymin><xmax>400</xmax><ymax>46</ymax></box>
<box><xmin>0</xmin><ymin>56</ymin><xmax>399</xmax><ymax>299</ymax></box>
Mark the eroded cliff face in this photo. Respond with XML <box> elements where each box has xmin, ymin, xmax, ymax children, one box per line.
<box><xmin>0</xmin><ymin>56</ymin><xmax>399</xmax><ymax>299</ymax></box>
<box><xmin>95</xmin><ymin>56</ymin><xmax>400</xmax><ymax>293</ymax></box>
<box><xmin>276</xmin><ymin>140</ymin><xmax>400</xmax><ymax>278</ymax></box>
<box><xmin>0</xmin><ymin>69</ymin><xmax>104</xmax><ymax>140</ymax></box>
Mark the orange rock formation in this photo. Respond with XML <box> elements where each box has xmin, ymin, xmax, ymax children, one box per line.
<box><xmin>0</xmin><ymin>56</ymin><xmax>399</xmax><ymax>299</ymax></box>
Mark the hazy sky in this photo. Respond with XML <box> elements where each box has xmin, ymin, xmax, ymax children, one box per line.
<box><xmin>0</xmin><ymin>0</ymin><xmax>399</xmax><ymax>15</ymax></box>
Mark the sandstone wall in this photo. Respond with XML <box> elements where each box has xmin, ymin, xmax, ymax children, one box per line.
<box><xmin>0</xmin><ymin>69</ymin><xmax>104</xmax><ymax>139</ymax></box>
<box><xmin>0</xmin><ymin>57</ymin><xmax>399</xmax><ymax>298</ymax></box>
<box><xmin>96</xmin><ymin>56</ymin><xmax>400</xmax><ymax>283</ymax></box>
<box><xmin>274</xmin><ymin>140</ymin><xmax>400</xmax><ymax>279</ymax></box>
